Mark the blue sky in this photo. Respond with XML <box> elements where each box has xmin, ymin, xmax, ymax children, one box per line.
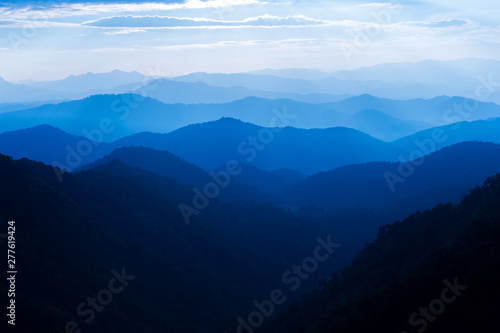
<box><xmin>0</xmin><ymin>0</ymin><xmax>499</xmax><ymax>81</ymax></box>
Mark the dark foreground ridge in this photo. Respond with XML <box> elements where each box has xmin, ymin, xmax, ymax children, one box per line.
<box><xmin>263</xmin><ymin>174</ymin><xmax>500</xmax><ymax>332</ymax></box>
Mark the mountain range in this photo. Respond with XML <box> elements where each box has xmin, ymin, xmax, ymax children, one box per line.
<box><xmin>2</xmin><ymin>137</ymin><xmax>500</xmax><ymax>332</ymax></box>
<box><xmin>173</xmin><ymin>59</ymin><xmax>500</xmax><ymax>103</ymax></box>
<box><xmin>3</xmin><ymin>115</ymin><xmax>500</xmax><ymax>175</ymax></box>
<box><xmin>282</xmin><ymin>141</ymin><xmax>500</xmax><ymax>219</ymax></box>
<box><xmin>3</xmin><ymin>59</ymin><xmax>500</xmax><ymax>106</ymax></box>
<box><xmin>2</xmin><ymin>59</ymin><xmax>500</xmax><ymax>332</ymax></box>
<box><xmin>263</xmin><ymin>173</ymin><xmax>500</xmax><ymax>333</ymax></box>
<box><xmin>0</xmin><ymin>93</ymin><xmax>499</xmax><ymax>143</ymax></box>
<box><xmin>0</xmin><ymin>70</ymin><xmax>153</xmax><ymax>104</ymax></box>
<box><xmin>0</xmin><ymin>149</ymin><xmax>392</xmax><ymax>332</ymax></box>
<box><xmin>2</xmin><ymin>122</ymin><xmax>500</xmax><ymax>226</ymax></box>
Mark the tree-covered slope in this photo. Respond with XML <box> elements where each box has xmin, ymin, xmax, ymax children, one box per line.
<box><xmin>264</xmin><ymin>174</ymin><xmax>500</xmax><ymax>333</ymax></box>
<box><xmin>0</xmin><ymin>154</ymin><xmax>353</xmax><ymax>332</ymax></box>
<box><xmin>0</xmin><ymin>154</ymin><xmax>287</xmax><ymax>332</ymax></box>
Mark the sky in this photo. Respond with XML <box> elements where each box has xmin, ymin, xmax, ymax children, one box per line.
<box><xmin>0</xmin><ymin>0</ymin><xmax>499</xmax><ymax>81</ymax></box>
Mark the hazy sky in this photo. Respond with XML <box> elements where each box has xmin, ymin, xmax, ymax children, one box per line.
<box><xmin>0</xmin><ymin>0</ymin><xmax>499</xmax><ymax>81</ymax></box>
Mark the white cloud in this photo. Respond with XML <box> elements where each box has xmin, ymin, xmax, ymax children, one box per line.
<box><xmin>1</xmin><ymin>0</ymin><xmax>498</xmax><ymax>81</ymax></box>
<box><xmin>407</xmin><ymin>18</ymin><xmax>471</xmax><ymax>28</ymax></box>
<box><xmin>89</xmin><ymin>38</ymin><xmax>321</xmax><ymax>52</ymax></box>
<box><xmin>378</xmin><ymin>18</ymin><xmax>476</xmax><ymax>34</ymax></box>
<box><xmin>104</xmin><ymin>29</ymin><xmax>148</xmax><ymax>36</ymax></box>
<box><xmin>464</xmin><ymin>26</ymin><xmax>500</xmax><ymax>44</ymax></box>
<box><xmin>0</xmin><ymin>0</ymin><xmax>263</xmax><ymax>20</ymax></box>
<box><xmin>355</xmin><ymin>2</ymin><xmax>401</xmax><ymax>9</ymax></box>
<box><xmin>156</xmin><ymin>40</ymin><xmax>272</xmax><ymax>50</ymax></box>
<box><xmin>0</xmin><ymin>20</ymin><xmax>79</xmax><ymax>29</ymax></box>
<box><xmin>90</xmin><ymin>47</ymin><xmax>142</xmax><ymax>52</ymax></box>
<box><xmin>83</xmin><ymin>14</ymin><xmax>328</xmax><ymax>29</ymax></box>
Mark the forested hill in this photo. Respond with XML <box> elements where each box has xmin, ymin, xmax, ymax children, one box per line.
<box><xmin>0</xmin><ymin>153</ymin><xmax>349</xmax><ymax>332</ymax></box>
<box><xmin>0</xmin><ymin>153</ymin><xmax>286</xmax><ymax>332</ymax></box>
<box><xmin>263</xmin><ymin>174</ymin><xmax>500</xmax><ymax>333</ymax></box>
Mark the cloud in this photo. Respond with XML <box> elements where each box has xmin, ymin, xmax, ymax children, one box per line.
<box><xmin>0</xmin><ymin>20</ymin><xmax>78</xmax><ymax>29</ymax></box>
<box><xmin>104</xmin><ymin>29</ymin><xmax>148</xmax><ymax>35</ymax></box>
<box><xmin>0</xmin><ymin>0</ymin><xmax>262</xmax><ymax>20</ymax></box>
<box><xmin>410</xmin><ymin>19</ymin><xmax>470</xmax><ymax>28</ymax></box>
<box><xmin>355</xmin><ymin>2</ymin><xmax>402</xmax><ymax>9</ymax></box>
<box><xmin>83</xmin><ymin>14</ymin><xmax>328</xmax><ymax>29</ymax></box>
<box><xmin>464</xmin><ymin>26</ymin><xmax>500</xmax><ymax>44</ymax></box>
<box><xmin>89</xmin><ymin>38</ymin><xmax>321</xmax><ymax>52</ymax></box>
<box><xmin>90</xmin><ymin>47</ymin><xmax>142</xmax><ymax>52</ymax></box>
<box><xmin>156</xmin><ymin>38</ymin><xmax>319</xmax><ymax>48</ymax></box>
<box><xmin>374</xmin><ymin>18</ymin><xmax>475</xmax><ymax>34</ymax></box>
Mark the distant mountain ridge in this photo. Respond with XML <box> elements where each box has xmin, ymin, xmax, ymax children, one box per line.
<box><xmin>2</xmin><ymin>117</ymin><xmax>500</xmax><ymax>175</ymax></box>
<box><xmin>122</xmin><ymin>78</ymin><xmax>348</xmax><ymax>104</ymax></box>
<box><xmin>4</xmin><ymin>121</ymin><xmax>397</xmax><ymax>175</ymax></box>
<box><xmin>172</xmin><ymin>59</ymin><xmax>500</xmax><ymax>102</ymax></box>
<box><xmin>0</xmin><ymin>93</ymin><xmax>498</xmax><ymax>142</ymax></box>
<box><xmin>113</xmin><ymin>117</ymin><xmax>403</xmax><ymax>174</ymax></box>
<box><xmin>282</xmin><ymin>141</ymin><xmax>500</xmax><ymax>219</ymax></box>
<box><xmin>0</xmin><ymin>70</ymin><xmax>153</xmax><ymax>103</ymax></box>
<box><xmin>26</xmin><ymin>69</ymin><xmax>150</xmax><ymax>92</ymax></box>
<box><xmin>0</xmin><ymin>125</ymin><xmax>113</xmax><ymax>170</ymax></box>
<box><xmin>80</xmin><ymin>146</ymin><xmax>274</xmax><ymax>204</ymax></box>
<box><xmin>3</xmin><ymin>59</ymin><xmax>500</xmax><ymax>105</ymax></box>
<box><xmin>393</xmin><ymin>117</ymin><xmax>500</xmax><ymax>153</ymax></box>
